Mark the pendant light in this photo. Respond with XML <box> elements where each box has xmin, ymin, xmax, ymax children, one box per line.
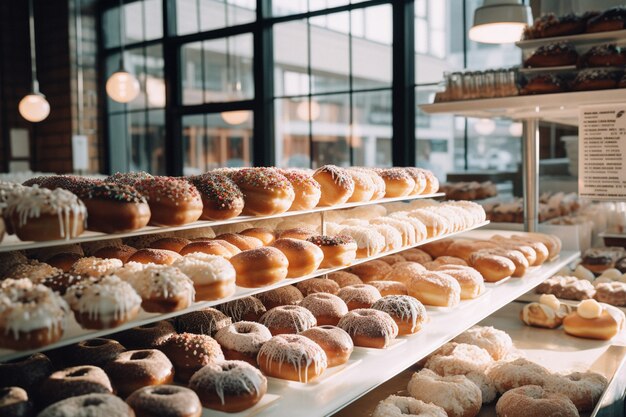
<box><xmin>19</xmin><ymin>0</ymin><xmax>50</xmax><ymax>123</ymax></box>
<box><xmin>221</xmin><ymin>6</ymin><xmax>249</xmax><ymax>125</ymax></box>
<box><xmin>106</xmin><ymin>0</ymin><xmax>140</xmax><ymax>103</ymax></box>
<box><xmin>469</xmin><ymin>0</ymin><xmax>533</xmax><ymax>44</ymax></box>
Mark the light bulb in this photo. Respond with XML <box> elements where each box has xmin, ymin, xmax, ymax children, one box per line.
<box><xmin>296</xmin><ymin>100</ymin><xmax>321</xmax><ymax>121</ymax></box>
<box><xmin>509</xmin><ymin>122</ymin><xmax>523</xmax><ymax>136</ymax></box>
<box><xmin>106</xmin><ymin>71</ymin><xmax>140</xmax><ymax>103</ymax></box>
<box><xmin>19</xmin><ymin>93</ymin><xmax>50</xmax><ymax>122</ymax></box>
<box><xmin>146</xmin><ymin>77</ymin><xmax>166</xmax><ymax>107</ymax></box>
<box><xmin>221</xmin><ymin>110</ymin><xmax>249</xmax><ymax>125</ymax></box>
<box><xmin>469</xmin><ymin>22</ymin><xmax>526</xmax><ymax>44</ymax></box>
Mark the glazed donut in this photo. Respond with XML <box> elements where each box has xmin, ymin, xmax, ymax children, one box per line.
<box><xmin>64</xmin><ymin>275</ymin><xmax>142</xmax><ymax>329</ymax></box>
<box><xmin>327</xmin><ymin>271</ymin><xmax>363</xmax><ymax>288</ymax></box>
<box><xmin>378</xmin><ymin>254</ymin><xmax>407</xmax><ymax>266</ymax></box>
<box><xmin>372</xmin><ymin>295</ymin><xmax>426</xmax><ymax>335</ymax></box>
<box><xmin>113</xmin><ymin>320</ymin><xmax>175</xmax><ymax>350</ymax></box>
<box><xmin>0</xmin><ymin>279</ymin><xmax>68</xmax><ymax>349</ymax></box>
<box><xmin>104</xmin><ymin>349</ymin><xmax>174</xmax><ymax>398</ymax></box>
<box><xmin>149</xmin><ymin>237</ymin><xmax>191</xmax><ymax>253</ymax></box>
<box><xmin>214</xmin><ymin>321</ymin><xmax>272</xmax><ymax>366</ymax></box>
<box><xmin>255</xmin><ymin>285</ymin><xmax>303</xmax><ymax>309</ymax></box>
<box><xmin>371</xmin><ymin>218</ymin><xmax>417</xmax><ymax>248</ymax></box>
<box><xmin>486</xmin><ymin>358</ymin><xmax>551</xmax><ymax>393</ymax></box>
<box><xmin>259</xmin><ymin>305</ymin><xmax>317</xmax><ymax>335</ymax></box>
<box><xmin>347</xmin><ymin>260</ymin><xmax>393</xmax><ymax>283</ymax></box>
<box><xmin>388</xmin><ymin>213</ymin><xmax>428</xmax><ymax>242</ymax></box>
<box><xmin>403</xmin><ymin>168</ymin><xmax>428</xmax><ymax>195</ymax></box>
<box><xmin>124</xmin><ymin>264</ymin><xmax>195</xmax><ymax>313</ymax></box>
<box><xmin>468</xmin><ymin>251</ymin><xmax>516</xmax><ymax>283</ymax></box>
<box><xmin>300</xmin><ymin>293</ymin><xmax>348</xmax><ymax>326</ymax></box>
<box><xmin>161</xmin><ymin>333</ymin><xmax>225</xmax><ymax>383</ymax></box>
<box><xmin>388</xmin><ymin>261</ymin><xmax>428</xmax><ymax>286</ymax></box>
<box><xmin>230</xmin><ymin>168</ymin><xmax>295</xmax><ymax>215</ymax></box>
<box><xmin>476</xmin><ymin>248</ymin><xmax>529</xmax><ymax>277</ymax></box>
<box><xmin>40</xmin><ymin>365</ymin><xmax>113</xmax><ymax>406</ymax></box>
<box><xmin>313</xmin><ymin>165</ymin><xmax>355</xmax><ymax>206</ymax></box>
<box><xmin>128</xmin><ymin>176</ymin><xmax>203</xmax><ymax>226</ymax></box>
<box><xmin>406</xmin><ymin>271</ymin><xmax>461</xmax><ymax>307</ymax></box>
<box><xmin>406</xmin><ymin>209</ymin><xmax>450</xmax><ymax>237</ymax></box>
<box><xmin>173</xmin><ymin>252</ymin><xmax>236</xmax><ymax>301</ymax></box>
<box><xmin>276</xmin><ymin>227</ymin><xmax>317</xmax><ymax>241</ymax></box>
<box><xmin>187</xmin><ymin>173</ymin><xmax>244</xmax><ymax>220</ymax></box>
<box><xmin>372</xmin><ymin>395</ymin><xmax>446</xmax><ymax>417</ymax></box>
<box><xmin>3</xmin><ymin>186</ymin><xmax>86</xmax><ymax>241</ymax></box>
<box><xmin>215</xmin><ymin>233</ymin><xmax>263</xmax><ymax>251</ymax></box>
<box><xmin>46</xmin><ymin>252</ymin><xmax>84</xmax><ymax>272</ymax></box>
<box><xmin>300</xmin><ymin>325</ymin><xmax>353</xmax><ymax>367</ymax></box>
<box><xmin>377</xmin><ymin>168</ymin><xmax>415</xmax><ymax>198</ymax></box>
<box><xmin>407</xmin><ymin>368</ymin><xmax>481</xmax><ymax>417</ymax></box>
<box><xmin>0</xmin><ymin>387</ymin><xmax>34</xmax><ymax>417</ymax></box>
<box><xmin>217</xmin><ymin>296</ymin><xmax>266</xmax><ymax>322</ymax></box>
<box><xmin>563</xmin><ymin>299</ymin><xmax>625</xmax><ymax>340</ymax></box>
<box><xmin>175</xmin><ymin>307</ymin><xmax>232</xmax><ymax>337</ymax></box>
<box><xmin>189</xmin><ymin>360</ymin><xmax>267</xmax><ymax>412</ymax></box>
<box><xmin>420</xmin><ymin>239</ymin><xmax>454</xmax><ymax>258</ymax></box>
<box><xmin>128</xmin><ymin>248</ymin><xmax>182</xmax><ymax>265</ymax></box>
<box><xmin>0</xmin><ymin>353</ymin><xmax>53</xmax><ymax>392</ymax></box>
<box><xmin>306</xmin><ymin>235</ymin><xmax>357</xmax><ymax>268</ymax></box>
<box><xmin>271</xmin><ymin>238</ymin><xmax>324</xmax><ymax>278</ymax></box>
<box><xmin>453</xmin><ymin>326</ymin><xmax>513</xmax><ymax>361</ymax></box>
<box><xmin>179</xmin><ymin>240</ymin><xmax>240</xmax><ymax>259</ymax></box>
<box><xmin>424</xmin><ymin>256</ymin><xmax>468</xmax><ymax>270</ymax></box>
<box><xmin>92</xmin><ymin>245</ymin><xmax>137</xmax><ymax>263</ymax></box>
<box><xmin>495</xmin><ymin>385</ymin><xmax>578</xmax><ymax>417</ymax></box>
<box><xmin>368</xmin><ymin>280</ymin><xmax>408</xmax><ymax>296</ymax></box>
<box><xmin>339</xmin><ymin>226</ymin><xmax>386</xmax><ymax>258</ymax></box>
<box><xmin>435</xmin><ymin>265</ymin><xmax>485</xmax><ymax>300</ymax></box>
<box><xmin>544</xmin><ymin>371</ymin><xmax>608</xmax><ymax>412</ymax></box>
<box><xmin>296</xmin><ymin>278</ymin><xmax>340</xmax><ymax>296</ymax></box>
<box><xmin>240</xmin><ymin>227</ymin><xmax>275</xmax><ymax>246</ymax></box>
<box><xmin>230</xmin><ymin>247</ymin><xmax>289</xmax><ymax>288</ymax></box>
<box><xmin>38</xmin><ymin>393</ymin><xmax>134</xmax><ymax>417</ymax></box>
<box><xmin>337</xmin><ymin>308</ymin><xmax>398</xmax><ymax>348</ymax></box>
<box><xmin>345</xmin><ymin>169</ymin><xmax>375</xmax><ymax>202</ymax></box>
<box><xmin>416</xmin><ymin>168</ymin><xmax>439</xmax><ymax>194</ymax></box>
<box><xmin>62</xmin><ymin>338</ymin><xmax>126</xmax><ymax>368</ymax></box>
<box><xmin>512</xmin><ymin>233</ymin><xmax>561</xmax><ymax>260</ymax></box>
<box><xmin>595</xmin><ymin>281</ymin><xmax>626</xmax><ymax>306</ymax></box>
<box><xmin>279</xmin><ymin>169</ymin><xmax>321</xmax><ymax>210</ymax></box>
<box><xmin>521</xmin><ymin>294</ymin><xmax>572</xmax><ymax>329</ymax></box>
<box><xmin>358</xmin><ymin>169</ymin><xmax>387</xmax><ymax>200</ymax></box>
<box><xmin>257</xmin><ymin>334</ymin><xmax>327</xmax><ymax>383</ymax></box>
<box><xmin>126</xmin><ymin>385</ymin><xmax>202</xmax><ymax>417</ymax></box>
<box><xmin>338</xmin><ymin>284</ymin><xmax>382</xmax><ymax>310</ymax></box>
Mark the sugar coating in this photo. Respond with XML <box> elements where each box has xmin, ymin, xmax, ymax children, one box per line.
<box><xmin>337</xmin><ymin>308</ymin><xmax>398</xmax><ymax>342</ymax></box>
<box><xmin>217</xmin><ymin>296</ymin><xmax>266</xmax><ymax>322</ymax></box>
<box><xmin>37</xmin><ymin>393</ymin><xmax>132</xmax><ymax>417</ymax></box>
<box><xmin>173</xmin><ymin>252</ymin><xmax>236</xmax><ymax>285</ymax></box>
<box><xmin>372</xmin><ymin>295</ymin><xmax>426</xmax><ymax>330</ymax></box>
<box><xmin>176</xmin><ymin>308</ymin><xmax>232</xmax><ymax>336</ymax></box>
<box><xmin>214</xmin><ymin>321</ymin><xmax>272</xmax><ymax>354</ymax></box>
<box><xmin>339</xmin><ymin>226</ymin><xmax>385</xmax><ymax>256</ymax></box>
<box><xmin>188</xmin><ymin>173</ymin><xmax>243</xmax><ymax>210</ymax></box>
<box><xmin>300</xmin><ymin>293</ymin><xmax>348</xmax><ymax>318</ymax></box>
<box><xmin>338</xmin><ymin>284</ymin><xmax>382</xmax><ymax>306</ymax></box>
<box><xmin>259</xmin><ymin>305</ymin><xmax>317</xmax><ymax>333</ymax></box>
<box><xmin>71</xmin><ymin>257</ymin><xmax>123</xmax><ymax>277</ymax></box>
<box><xmin>372</xmin><ymin>395</ymin><xmax>447</xmax><ymax>417</ymax></box>
<box><xmin>189</xmin><ymin>360</ymin><xmax>266</xmax><ymax>405</ymax></box>
<box><xmin>4</xmin><ymin>260</ymin><xmax>61</xmax><ymax>282</ymax></box>
<box><xmin>258</xmin><ymin>334</ymin><xmax>327</xmax><ymax>383</ymax></box>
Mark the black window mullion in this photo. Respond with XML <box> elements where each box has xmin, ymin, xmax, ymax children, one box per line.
<box><xmin>163</xmin><ymin>0</ymin><xmax>182</xmax><ymax>175</ymax></box>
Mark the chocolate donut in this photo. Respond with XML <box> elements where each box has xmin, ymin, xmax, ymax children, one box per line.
<box><xmin>39</xmin><ymin>365</ymin><xmax>113</xmax><ymax>407</ymax></box>
<box><xmin>126</xmin><ymin>385</ymin><xmax>202</xmax><ymax>417</ymax></box>
<box><xmin>112</xmin><ymin>320</ymin><xmax>176</xmax><ymax>350</ymax></box>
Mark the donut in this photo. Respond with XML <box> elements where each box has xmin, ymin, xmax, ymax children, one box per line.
<box><xmin>176</xmin><ymin>307</ymin><xmax>232</xmax><ymax>336</ymax></box>
<box><xmin>230</xmin><ymin>247</ymin><xmax>289</xmax><ymax>288</ymax></box>
<box><xmin>126</xmin><ymin>385</ymin><xmax>202</xmax><ymax>417</ymax></box>
<box><xmin>435</xmin><ymin>265</ymin><xmax>485</xmax><ymax>300</ymax></box>
<box><xmin>0</xmin><ymin>252</ymin><xmax>29</xmax><ymax>277</ymax></box>
<box><xmin>215</xmin><ymin>233</ymin><xmax>263</xmax><ymax>251</ymax></box>
<box><xmin>93</xmin><ymin>245</ymin><xmax>138</xmax><ymax>263</ymax></box>
<box><xmin>214</xmin><ymin>321</ymin><xmax>272</xmax><ymax>366</ymax></box>
<box><xmin>279</xmin><ymin>169</ymin><xmax>321</xmax><ymax>210</ymax></box>
<box><xmin>179</xmin><ymin>240</ymin><xmax>239</xmax><ymax>259</ymax></box>
<box><xmin>339</xmin><ymin>226</ymin><xmax>386</xmax><ymax>258</ymax></box>
<box><xmin>337</xmin><ymin>308</ymin><xmax>398</xmax><ymax>348</ymax></box>
<box><xmin>160</xmin><ymin>333</ymin><xmax>225</xmax><ymax>383</ymax></box>
<box><xmin>563</xmin><ymin>299</ymin><xmax>625</xmax><ymax>340</ymax></box>
<box><xmin>104</xmin><ymin>349</ymin><xmax>174</xmax><ymax>397</ymax></box>
<box><xmin>254</xmin><ymin>285</ymin><xmax>303</xmax><ymax>309</ymax></box>
<box><xmin>587</xmin><ymin>7</ymin><xmax>626</xmax><ymax>33</ymax></box>
<box><xmin>406</xmin><ymin>271</ymin><xmax>461</xmax><ymax>307</ymax></box>
<box><xmin>420</xmin><ymin>239</ymin><xmax>453</xmax><ymax>258</ymax></box>
<box><xmin>486</xmin><ymin>358</ymin><xmax>551</xmax><ymax>393</ymax></box>
<box><xmin>377</xmin><ymin>168</ymin><xmax>415</xmax><ymax>198</ymax></box>
<box><xmin>407</xmin><ymin>368</ymin><xmax>481</xmax><ymax>417</ymax></box>
<box><xmin>46</xmin><ymin>252</ymin><xmax>84</xmax><ymax>272</ymax></box>
<box><xmin>406</xmin><ymin>209</ymin><xmax>449</xmax><ymax>237</ymax></box>
<box><xmin>173</xmin><ymin>253</ymin><xmax>236</xmax><ymax>300</ymax></box>
<box><xmin>40</xmin><ymin>365</ymin><xmax>113</xmax><ymax>406</ymax></box>
<box><xmin>313</xmin><ymin>165</ymin><xmax>355</xmax><ymax>206</ymax></box>
<box><xmin>327</xmin><ymin>271</ymin><xmax>363</xmax><ymax>288</ymax></box>
<box><xmin>300</xmin><ymin>293</ymin><xmax>348</xmax><ymax>326</ymax></box>
<box><xmin>230</xmin><ymin>168</ymin><xmax>295</xmax><ymax>215</ymax></box>
<box><xmin>217</xmin><ymin>296</ymin><xmax>266</xmax><ymax>322</ymax></box>
<box><xmin>70</xmin><ymin>256</ymin><xmax>123</xmax><ymax>277</ymax></box>
<box><xmin>112</xmin><ymin>320</ymin><xmax>176</xmax><ymax>350</ymax></box>
<box><xmin>544</xmin><ymin>371</ymin><xmax>607</xmax><ymax>412</ymax></box>
<box><xmin>368</xmin><ymin>280</ymin><xmax>408</xmax><ymax>296</ymax></box>
<box><xmin>521</xmin><ymin>294</ymin><xmax>572</xmax><ymax>329</ymax></box>
<box><xmin>424</xmin><ymin>256</ymin><xmax>468</xmax><ymax>270</ymax></box>
<box><xmin>453</xmin><ymin>326</ymin><xmax>513</xmax><ymax>361</ymax></box>
<box><xmin>300</xmin><ymin>325</ymin><xmax>353</xmax><ymax>367</ymax></box>
<box><xmin>64</xmin><ymin>275</ymin><xmax>142</xmax><ymax>329</ymax></box>
<box><xmin>148</xmin><ymin>237</ymin><xmax>191</xmax><ymax>253</ymax></box>
<box><xmin>124</xmin><ymin>264</ymin><xmax>195</xmax><ymax>313</ymax></box>
<box><xmin>187</xmin><ymin>173</ymin><xmax>244</xmax><ymax>220</ymax></box>
<box><xmin>347</xmin><ymin>260</ymin><xmax>392</xmax><ymax>283</ymax></box>
<box><xmin>524</xmin><ymin>42</ymin><xmax>578</xmax><ymax>68</ymax></box>
<box><xmin>240</xmin><ymin>227</ymin><xmax>275</xmax><ymax>246</ymax></box>
<box><xmin>358</xmin><ymin>169</ymin><xmax>386</xmax><ymax>200</ymax></box>
<box><xmin>189</xmin><ymin>360</ymin><xmax>267</xmax><ymax>412</ymax></box>
<box><xmin>61</xmin><ymin>338</ymin><xmax>126</xmax><ymax>368</ymax></box>
<box><xmin>595</xmin><ymin>281</ymin><xmax>626</xmax><ymax>306</ymax></box>
<box><xmin>38</xmin><ymin>393</ymin><xmax>134</xmax><ymax>417</ymax></box>
<box><xmin>259</xmin><ymin>305</ymin><xmax>317</xmax><ymax>335</ymax></box>
<box><xmin>127</xmin><ymin>248</ymin><xmax>182</xmax><ymax>265</ymax></box>
<box><xmin>107</xmin><ymin>171</ymin><xmax>154</xmax><ymax>185</ymax></box>
<box><xmin>371</xmin><ymin>218</ymin><xmax>417</xmax><ymax>247</ymax></box>
<box><xmin>378</xmin><ymin>254</ymin><xmax>407</xmax><ymax>266</ymax></box>
<box><xmin>0</xmin><ymin>387</ymin><xmax>34</xmax><ymax>417</ymax></box>
<box><xmin>468</xmin><ymin>251</ymin><xmax>516</xmax><ymax>282</ymax></box>
<box><xmin>0</xmin><ymin>279</ymin><xmax>68</xmax><ymax>349</ymax></box>
<box><xmin>271</xmin><ymin>238</ymin><xmax>324</xmax><ymax>278</ymax></box>
<box><xmin>257</xmin><ymin>334</ymin><xmax>327</xmax><ymax>383</ymax></box>
<box><xmin>345</xmin><ymin>169</ymin><xmax>375</xmax><ymax>202</ymax></box>
<box><xmin>372</xmin><ymin>295</ymin><xmax>427</xmax><ymax>335</ymax></box>
<box><xmin>276</xmin><ymin>227</ymin><xmax>317</xmax><ymax>241</ymax></box>
<box><xmin>296</xmin><ymin>278</ymin><xmax>339</xmax><ymax>296</ymax></box>
<box><xmin>0</xmin><ymin>353</ymin><xmax>53</xmax><ymax>392</ymax></box>
<box><xmin>338</xmin><ymin>284</ymin><xmax>382</xmax><ymax>310</ymax></box>
<box><xmin>372</xmin><ymin>395</ymin><xmax>446</xmax><ymax>417</ymax></box>
<box><xmin>495</xmin><ymin>385</ymin><xmax>578</xmax><ymax>417</ymax></box>
<box><xmin>2</xmin><ymin>260</ymin><xmax>61</xmax><ymax>282</ymax></box>
<box><xmin>3</xmin><ymin>186</ymin><xmax>86</xmax><ymax>241</ymax></box>
<box><xmin>387</xmin><ymin>261</ymin><xmax>428</xmax><ymax>286</ymax></box>
<box><xmin>307</xmin><ymin>235</ymin><xmax>357</xmax><ymax>268</ymax></box>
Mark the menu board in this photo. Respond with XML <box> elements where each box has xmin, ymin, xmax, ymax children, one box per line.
<box><xmin>579</xmin><ymin>104</ymin><xmax>626</xmax><ymax>200</ymax></box>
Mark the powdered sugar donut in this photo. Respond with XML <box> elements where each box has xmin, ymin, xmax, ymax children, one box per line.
<box><xmin>259</xmin><ymin>305</ymin><xmax>317</xmax><ymax>335</ymax></box>
<box><xmin>300</xmin><ymin>293</ymin><xmax>348</xmax><ymax>326</ymax></box>
<box><xmin>486</xmin><ymin>358</ymin><xmax>551</xmax><ymax>393</ymax></box>
<box><xmin>338</xmin><ymin>284</ymin><xmax>382</xmax><ymax>310</ymax></box>
<box><xmin>337</xmin><ymin>308</ymin><xmax>398</xmax><ymax>349</ymax></box>
<box><xmin>257</xmin><ymin>334</ymin><xmax>327</xmax><ymax>383</ymax></box>
<box><xmin>453</xmin><ymin>326</ymin><xmax>513</xmax><ymax>360</ymax></box>
<box><xmin>543</xmin><ymin>371</ymin><xmax>608</xmax><ymax>412</ymax></box>
<box><xmin>372</xmin><ymin>295</ymin><xmax>427</xmax><ymax>335</ymax></box>
<box><xmin>214</xmin><ymin>322</ymin><xmax>272</xmax><ymax>366</ymax></box>
<box><xmin>70</xmin><ymin>257</ymin><xmax>122</xmax><ymax>277</ymax></box>
<box><xmin>372</xmin><ymin>395</ymin><xmax>446</xmax><ymax>417</ymax></box>
<box><xmin>300</xmin><ymin>325</ymin><xmax>353</xmax><ymax>367</ymax></box>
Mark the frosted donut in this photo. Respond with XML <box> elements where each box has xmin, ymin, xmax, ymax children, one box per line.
<box><xmin>406</xmin><ymin>209</ymin><xmax>450</xmax><ymax>237</ymax></box>
<box><xmin>187</xmin><ymin>173</ymin><xmax>244</xmax><ymax>220</ymax></box>
<box><xmin>300</xmin><ymin>325</ymin><xmax>354</xmax><ymax>367</ymax></box>
<box><xmin>230</xmin><ymin>247</ymin><xmax>289</xmax><ymax>288</ymax></box>
<box><xmin>337</xmin><ymin>308</ymin><xmax>398</xmax><ymax>348</ymax></box>
<box><xmin>128</xmin><ymin>249</ymin><xmax>182</xmax><ymax>265</ymax></box>
<box><xmin>64</xmin><ymin>275</ymin><xmax>142</xmax><ymax>329</ymax></box>
<box><xmin>468</xmin><ymin>251</ymin><xmax>516</xmax><ymax>283</ymax></box>
<box><xmin>388</xmin><ymin>212</ymin><xmax>428</xmax><ymax>242</ymax></box>
<box><xmin>231</xmin><ymin>168</ymin><xmax>295</xmax><ymax>215</ymax></box>
<box><xmin>307</xmin><ymin>235</ymin><xmax>357</xmax><ymax>268</ymax></box>
<box><xmin>377</xmin><ymin>168</ymin><xmax>415</xmax><ymax>198</ymax></box>
<box><xmin>371</xmin><ymin>224</ymin><xmax>403</xmax><ymax>252</ymax></box>
<box><xmin>348</xmin><ymin>260</ymin><xmax>393</xmax><ymax>283</ymax></box>
<box><xmin>124</xmin><ymin>264</ymin><xmax>195</xmax><ymax>313</ymax></box>
<box><xmin>93</xmin><ymin>244</ymin><xmax>137</xmax><ymax>263</ymax></box>
<box><xmin>338</xmin><ymin>284</ymin><xmax>382</xmax><ymax>310</ymax></box>
<box><xmin>271</xmin><ymin>238</ymin><xmax>324</xmax><ymax>278</ymax></box>
<box><xmin>40</xmin><ymin>365</ymin><xmax>113</xmax><ymax>406</ymax></box>
<box><xmin>255</xmin><ymin>285</ymin><xmax>303</xmax><ymax>309</ymax></box>
<box><xmin>521</xmin><ymin>295</ymin><xmax>572</xmax><ymax>329</ymax></box>
<box><xmin>4</xmin><ymin>260</ymin><xmax>61</xmax><ymax>282</ymax></box>
<box><xmin>0</xmin><ymin>279</ymin><xmax>68</xmax><ymax>349</ymax></box>
<box><xmin>131</xmin><ymin>176</ymin><xmax>203</xmax><ymax>226</ymax></box>
<box><xmin>0</xmin><ymin>252</ymin><xmax>29</xmax><ymax>278</ymax></box>
<box><xmin>372</xmin><ymin>295</ymin><xmax>427</xmax><ymax>335</ymax></box>
<box><xmin>259</xmin><ymin>305</ymin><xmax>317</xmax><ymax>335</ymax></box>
<box><xmin>175</xmin><ymin>307</ymin><xmax>232</xmax><ymax>337</ymax></box>
<box><xmin>70</xmin><ymin>256</ymin><xmax>123</xmax><ymax>277</ymax></box>
<box><xmin>62</xmin><ymin>338</ymin><xmax>126</xmax><ymax>368</ymax></box>
<box><xmin>179</xmin><ymin>240</ymin><xmax>240</xmax><ymax>259</ymax></box>
<box><xmin>543</xmin><ymin>371</ymin><xmax>608</xmax><ymax>412</ymax></box>
<box><xmin>453</xmin><ymin>326</ymin><xmax>513</xmax><ymax>361</ymax></box>
<box><xmin>276</xmin><ymin>227</ymin><xmax>317</xmax><ymax>241</ymax></box>
<box><xmin>327</xmin><ymin>271</ymin><xmax>363</xmax><ymax>287</ymax></box>
<box><xmin>339</xmin><ymin>226</ymin><xmax>385</xmax><ymax>258</ymax></box>
<box><xmin>39</xmin><ymin>272</ymin><xmax>85</xmax><ymax>297</ymax></box>
<box><xmin>486</xmin><ymin>358</ymin><xmax>551</xmax><ymax>393</ymax></box>
<box><xmin>407</xmin><ymin>368</ymin><xmax>481</xmax><ymax>417</ymax></box>
<box><xmin>113</xmin><ymin>320</ymin><xmax>176</xmax><ymax>350</ymax></box>
<box><xmin>404</xmin><ymin>168</ymin><xmax>428</xmax><ymax>195</ymax></box>
<box><xmin>240</xmin><ymin>227</ymin><xmax>275</xmax><ymax>246</ymax></box>
<box><xmin>401</xmin><ymin>248</ymin><xmax>432</xmax><ymax>264</ymax></box>
<box><xmin>415</xmin><ymin>168</ymin><xmax>440</xmax><ymax>194</ymax></box>
<box><xmin>106</xmin><ymin>171</ymin><xmax>154</xmax><ymax>185</ymax></box>
<box><xmin>379</xmin><ymin>254</ymin><xmax>407</xmax><ymax>266</ymax></box>
<box><xmin>387</xmin><ymin>261</ymin><xmax>428</xmax><ymax>286</ymax></box>
<box><xmin>368</xmin><ymin>280</ymin><xmax>408</xmax><ymax>296</ymax></box>
<box><xmin>346</xmin><ymin>169</ymin><xmax>375</xmax><ymax>202</ymax></box>
<box><xmin>161</xmin><ymin>333</ymin><xmax>225</xmax><ymax>383</ymax></box>
<box><xmin>313</xmin><ymin>165</ymin><xmax>355</xmax><ymax>206</ymax></box>
<box><xmin>435</xmin><ymin>265</ymin><xmax>485</xmax><ymax>300</ymax></box>
<box><xmin>173</xmin><ymin>252</ymin><xmax>236</xmax><ymax>300</ymax></box>
<box><xmin>370</xmin><ymin>218</ymin><xmax>417</xmax><ymax>247</ymax></box>
<box><xmin>217</xmin><ymin>296</ymin><xmax>266</xmax><ymax>322</ymax></box>
<box><xmin>0</xmin><ymin>386</ymin><xmax>34</xmax><ymax>417</ymax></box>
<box><xmin>105</xmin><ymin>349</ymin><xmax>174</xmax><ymax>397</ymax></box>
<box><xmin>149</xmin><ymin>237</ymin><xmax>191</xmax><ymax>253</ymax></box>
<box><xmin>406</xmin><ymin>271</ymin><xmax>461</xmax><ymax>307</ymax></box>
<box><xmin>215</xmin><ymin>233</ymin><xmax>263</xmax><ymax>251</ymax></box>
<box><xmin>300</xmin><ymin>293</ymin><xmax>348</xmax><ymax>326</ymax></box>
<box><xmin>189</xmin><ymin>360</ymin><xmax>267</xmax><ymax>412</ymax></box>
<box><xmin>257</xmin><ymin>334</ymin><xmax>327</xmax><ymax>383</ymax></box>
<box><xmin>0</xmin><ymin>353</ymin><xmax>53</xmax><ymax>393</ymax></box>
<box><xmin>296</xmin><ymin>278</ymin><xmax>340</xmax><ymax>296</ymax></box>
<box><xmin>214</xmin><ymin>321</ymin><xmax>272</xmax><ymax>366</ymax></box>
<box><xmin>38</xmin><ymin>393</ymin><xmax>133</xmax><ymax>417</ymax></box>
<box><xmin>363</xmin><ymin>169</ymin><xmax>387</xmax><ymax>200</ymax></box>
<box><xmin>563</xmin><ymin>301</ymin><xmax>625</xmax><ymax>340</ymax></box>
<box><xmin>126</xmin><ymin>385</ymin><xmax>202</xmax><ymax>417</ymax></box>
<box><xmin>495</xmin><ymin>385</ymin><xmax>578</xmax><ymax>417</ymax></box>
<box><xmin>279</xmin><ymin>169</ymin><xmax>321</xmax><ymax>210</ymax></box>
<box><xmin>372</xmin><ymin>395</ymin><xmax>447</xmax><ymax>417</ymax></box>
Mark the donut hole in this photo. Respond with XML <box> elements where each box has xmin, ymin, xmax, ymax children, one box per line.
<box><xmin>67</xmin><ymin>368</ymin><xmax>90</xmax><ymax>378</ymax></box>
<box><xmin>151</xmin><ymin>386</ymin><xmax>177</xmax><ymax>396</ymax></box>
<box><xmin>130</xmin><ymin>351</ymin><xmax>152</xmax><ymax>361</ymax></box>
<box><xmin>82</xmin><ymin>338</ymin><xmax>109</xmax><ymax>347</ymax></box>
<box><xmin>82</xmin><ymin>397</ymin><xmax>105</xmax><ymax>407</ymax></box>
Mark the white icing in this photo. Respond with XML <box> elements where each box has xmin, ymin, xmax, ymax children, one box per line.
<box><xmin>577</xmin><ymin>299</ymin><xmax>602</xmax><ymax>319</ymax></box>
<box><xmin>337</xmin><ymin>308</ymin><xmax>399</xmax><ymax>344</ymax></box>
<box><xmin>214</xmin><ymin>321</ymin><xmax>272</xmax><ymax>354</ymax></box>
<box><xmin>258</xmin><ymin>334</ymin><xmax>327</xmax><ymax>383</ymax></box>
<box><xmin>370</xmin><ymin>217</ymin><xmax>417</xmax><ymax>247</ymax></box>
<box><xmin>124</xmin><ymin>264</ymin><xmax>195</xmax><ymax>305</ymax></box>
<box><xmin>599</xmin><ymin>268</ymin><xmax>622</xmax><ymax>280</ymax></box>
<box><xmin>339</xmin><ymin>226</ymin><xmax>385</xmax><ymax>257</ymax></box>
<box><xmin>539</xmin><ymin>294</ymin><xmax>560</xmax><ymax>311</ymax></box>
<box><xmin>371</xmin><ymin>224</ymin><xmax>403</xmax><ymax>251</ymax></box>
<box><xmin>173</xmin><ymin>252</ymin><xmax>236</xmax><ymax>285</ymax></box>
<box><xmin>372</xmin><ymin>295</ymin><xmax>426</xmax><ymax>331</ymax></box>
<box><xmin>189</xmin><ymin>360</ymin><xmax>266</xmax><ymax>405</ymax></box>
<box><xmin>259</xmin><ymin>305</ymin><xmax>316</xmax><ymax>333</ymax></box>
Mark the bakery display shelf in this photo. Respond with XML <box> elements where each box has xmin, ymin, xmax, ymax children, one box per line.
<box><xmin>519</xmin><ymin>64</ymin><xmax>576</xmax><ymax>73</ymax></box>
<box><xmin>241</xmin><ymin>250</ymin><xmax>579</xmax><ymax>417</ymax></box>
<box><xmin>515</xmin><ymin>29</ymin><xmax>626</xmax><ymax>49</ymax></box>
<box><xmin>420</xmin><ymin>88</ymin><xmax>626</xmax><ymax>127</ymax></box>
<box><xmin>0</xmin><ymin>221</ymin><xmax>489</xmax><ymax>362</ymax></box>
<box><xmin>517</xmin><ymin>291</ymin><xmax>626</xmax><ymax>314</ymax></box>
<box><xmin>0</xmin><ymin>192</ymin><xmax>444</xmax><ymax>254</ymax></box>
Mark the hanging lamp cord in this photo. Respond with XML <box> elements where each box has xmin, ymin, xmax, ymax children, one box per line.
<box><xmin>119</xmin><ymin>0</ymin><xmax>126</xmax><ymax>69</ymax></box>
<box><xmin>28</xmin><ymin>0</ymin><xmax>39</xmax><ymax>92</ymax></box>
